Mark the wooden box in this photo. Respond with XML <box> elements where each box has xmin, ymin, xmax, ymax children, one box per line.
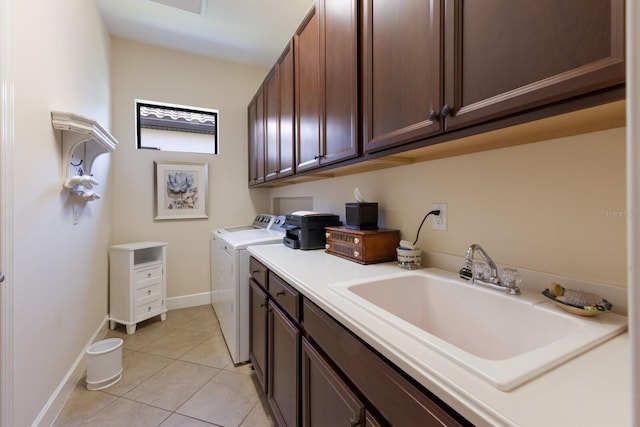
<box><xmin>324</xmin><ymin>226</ymin><xmax>400</xmax><ymax>265</ymax></box>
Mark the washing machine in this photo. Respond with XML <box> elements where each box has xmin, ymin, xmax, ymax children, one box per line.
<box><xmin>210</xmin><ymin>215</ymin><xmax>286</xmax><ymax>364</ymax></box>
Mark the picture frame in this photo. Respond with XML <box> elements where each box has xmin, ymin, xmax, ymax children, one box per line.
<box><xmin>154</xmin><ymin>161</ymin><xmax>208</xmax><ymax>220</ymax></box>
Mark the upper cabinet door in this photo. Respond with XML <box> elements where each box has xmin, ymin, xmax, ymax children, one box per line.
<box><xmin>296</xmin><ymin>0</ymin><xmax>359</xmax><ymax>172</ymax></box>
<box><xmin>443</xmin><ymin>0</ymin><xmax>625</xmax><ymax>131</ymax></box>
<box><xmin>264</xmin><ymin>66</ymin><xmax>280</xmax><ymax>181</ymax></box>
<box><xmin>265</xmin><ymin>41</ymin><xmax>295</xmax><ymax>182</ymax></box>
<box><xmin>321</xmin><ymin>0</ymin><xmax>359</xmax><ymax>166</ymax></box>
<box><xmin>295</xmin><ymin>6</ymin><xmax>322</xmax><ymax>172</ymax></box>
<box><xmin>248</xmin><ymin>88</ymin><xmax>265</xmax><ymax>185</ymax></box>
<box><xmin>279</xmin><ymin>41</ymin><xmax>295</xmax><ymax>178</ymax></box>
<box><xmin>362</xmin><ymin>0</ymin><xmax>444</xmax><ymax>154</ymax></box>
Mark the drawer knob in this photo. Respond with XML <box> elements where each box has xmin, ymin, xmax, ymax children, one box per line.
<box><xmin>353</xmin><ymin>238</ymin><xmax>359</xmax><ymax>244</ymax></box>
<box><xmin>354</xmin><ymin>251</ymin><xmax>360</xmax><ymax>258</ymax></box>
<box><xmin>325</xmin><ymin>244</ymin><xmax>330</xmax><ymax>250</ymax></box>
<box><xmin>276</xmin><ymin>291</ymin><xmax>285</xmax><ymax>297</ymax></box>
<box><xmin>147</xmin><ymin>273</ymin><xmax>151</xmax><ymax>278</ymax></box>
<box><xmin>147</xmin><ymin>306</ymin><xmax>151</xmax><ymax>311</ymax></box>
<box><xmin>147</xmin><ymin>289</ymin><xmax>151</xmax><ymax>295</ymax></box>
<box><xmin>325</xmin><ymin>232</ymin><xmax>330</xmax><ymax>238</ymax></box>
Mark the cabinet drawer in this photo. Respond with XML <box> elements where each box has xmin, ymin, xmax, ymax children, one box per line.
<box><xmin>134</xmin><ymin>265</ymin><xmax>162</xmax><ymax>288</ymax></box>
<box><xmin>303</xmin><ymin>299</ymin><xmax>466</xmax><ymax>426</ymax></box>
<box><xmin>136</xmin><ymin>298</ymin><xmax>162</xmax><ymax>319</ymax></box>
<box><xmin>250</xmin><ymin>257</ymin><xmax>268</xmax><ymax>289</ymax></box>
<box><xmin>268</xmin><ymin>272</ymin><xmax>300</xmax><ymax>322</ymax></box>
<box><xmin>135</xmin><ymin>283</ymin><xmax>162</xmax><ymax>305</ymax></box>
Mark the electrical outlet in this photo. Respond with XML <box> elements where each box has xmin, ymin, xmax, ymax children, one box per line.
<box><xmin>432</xmin><ymin>203</ymin><xmax>447</xmax><ymax>231</ymax></box>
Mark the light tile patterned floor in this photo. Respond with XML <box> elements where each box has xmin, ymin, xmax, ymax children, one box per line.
<box><xmin>54</xmin><ymin>305</ymin><xmax>275</xmax><ymax>427</ymax></box>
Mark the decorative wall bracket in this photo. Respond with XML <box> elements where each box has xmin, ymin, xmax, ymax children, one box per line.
<box><xmin>51</xmin><ymin>111</ymin><xmax>118</xmax><ymax>201</ymax></box>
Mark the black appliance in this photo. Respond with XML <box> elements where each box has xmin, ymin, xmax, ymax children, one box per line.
<box><xmin>283</xmin><ymin>211</ymin><xmax>341</xmax><ymax>250</ymax></box>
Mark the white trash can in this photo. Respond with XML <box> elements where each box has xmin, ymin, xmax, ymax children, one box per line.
<box><xmin>85</xmin><ymin>338</ymin><xmax>123</xmax><ymax>391</ymax></box>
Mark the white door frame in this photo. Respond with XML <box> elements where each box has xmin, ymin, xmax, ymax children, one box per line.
<box><xmin>0</xmin><ymin>0</ymin><xmax>15</xmax><ymax>425</ymax></box>
<box><xmin>627</xmin><ymin>0</ymin><xmax>640</xmax><ymax>424</ymax></box>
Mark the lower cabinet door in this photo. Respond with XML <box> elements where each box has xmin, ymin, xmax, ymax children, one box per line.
<box><xmin>301</xmin><ymin>338</ymin><xmax>367</xmax><ymax>427</ymax></box>
<box><xmin>249</xmin><ymin>279</ymin><xmax>268</xmax><ymax>392</ymax></box>
<box><xmin>268</xmin><ymin>302</ymin><xmax>300</xmax><ymax>427</ymax></box>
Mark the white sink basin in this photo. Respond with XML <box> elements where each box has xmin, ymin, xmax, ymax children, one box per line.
<box><xmin>329</xmin><ymin>269</ymin><xmax>627</xmax><ymax>390</ymax></box>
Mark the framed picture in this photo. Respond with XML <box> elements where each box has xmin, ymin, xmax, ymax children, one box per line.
<box><xmin>154</xmin><ymin>161</ymin><xmax>208</xmax><ymax>220</ymax></box>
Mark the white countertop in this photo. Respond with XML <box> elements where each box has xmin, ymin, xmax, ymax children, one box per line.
<box><xmin>248</xmin><ymin>244</ymin><xmax>630</xmax><ymax>427</ymax></box>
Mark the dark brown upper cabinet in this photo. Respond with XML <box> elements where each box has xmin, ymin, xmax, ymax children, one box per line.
<box><xmin>295</xmin><ymin>0</ymin><xmax>359</xmax><ymax>172</ymax></box>
<box><xmin>265</xmin><ymin>41</ymin><xmax>295</xmax><ymax>181</ymax></box>
<box><xmin>363</xmin><ymin>0</ymin><xmax>625</xmax><ymax>153</ymax></box>
<box><xmin>248</xmin><ymin>87</ymin><xmax>265</xmax><ymax>185</ymax></box>
<box><xmin>362</xmin><ymin>0</ymin><xmax>444</xmax><ymax>154</ymax></box>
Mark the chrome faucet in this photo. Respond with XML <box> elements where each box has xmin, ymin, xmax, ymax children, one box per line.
<box><xmin>459</xmin><ymin>244</ymin><xmax>521</xmax><ymax>295</ymax></box>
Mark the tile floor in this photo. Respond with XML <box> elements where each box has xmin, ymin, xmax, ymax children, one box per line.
<box><xmin>54</xmin><ymin>305</ymin><xmax>276</xmax><ymax>427</ymax></box>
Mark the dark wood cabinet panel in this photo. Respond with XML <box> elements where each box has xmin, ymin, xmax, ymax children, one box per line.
<box><xmin>279</xmin><ymin>41</ymin><xmax>295</xmax><ymax>178</ymax></box>
<box><xmin>266</xmin><ymin>42</ymin><xmax>296</xmax><ymax>181</ymax></box>
<box><xmin>362</xmin><ymin>0</ymin><xmax>443</xmax><ymax>153</ymax></box>
<box><xmin>295</xmin><ymin>5</ymin><xmax>322</xmax><ymax>172</ymax></box>
<box><xmin>301</xmin><ymin>337</ymin><xmax>366</xmax><ymax>427</ymax></box>
<box><xmin>249</xmin><ymin>278</ymin><xmax>268</xmax><ymax>392</ymax></box>
<box><xmin>248</xmin><ymin>88</ymin><xmax>265</xmax><ymax>185</ymax></box>
<box><xmin>296</xmin><ymin>0</ymin><xmax>358</xmax><ymax>172</ymax></box>
<box><xmin>363</xmin><ymin>0</ymin><xmax>624</xmax><ymax>154</ymax></box>
<box><xmin>321</xmin><ymin>0</ymin><xmax>359</xmax><ymax>165</ymax></box>
<box><xmin>443</xmin><ymin>0</ymin><xmax>625</xmax><ymax>131</ymax></box>
<box><xmin>268</xmin><ymin>301</ymin><xmax>300</xmax><ymax>427</ymax></box>
<box><xmin>265</xmin><ymin>66</ymin><xmax>279</xmax><ymax>181</ymax></box>
<box><xmin>268</xmin><ymin>271</ymin><xmax>300</xmax><ymax>321</ymax></box>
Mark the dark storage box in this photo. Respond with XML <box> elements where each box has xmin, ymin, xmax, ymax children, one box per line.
<box><xmin>325</xmin><ymin>226</ymin><xmax>399</xmax><ymax>264</ymax></box>
<box><xmin>345</xmin><ymin>202</ymin><xmax>378</xmax><ymax>230</ymax></box>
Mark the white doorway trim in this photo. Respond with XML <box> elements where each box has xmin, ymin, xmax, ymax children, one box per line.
<box><xmin>0</xmin><ymin>0</ymin><xmax>15</xmax><ymax>425</ymax></box>
<box><xmin>627</xmin><ymin>0</ymin><xmax>640</xmax><ymax>424</ymax></box>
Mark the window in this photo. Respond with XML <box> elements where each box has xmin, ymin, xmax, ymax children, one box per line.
<box><xmin>136</xmin><ymin>100</ymin><xmax>218</xmax><ymax>154</ymax></box>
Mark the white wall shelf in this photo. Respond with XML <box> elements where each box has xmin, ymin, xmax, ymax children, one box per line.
<box><xmin>51</xmin><ymin>111</ymin><xmax>118</xmax><ymax>202</ymax></box>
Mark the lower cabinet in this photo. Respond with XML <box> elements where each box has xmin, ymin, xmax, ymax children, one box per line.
<box><xmin>302</xmin><ymin>337</ymin><xmax>383</xmax><ymax>426</ymax></box>
<box><xmin>249</xmin><ymin>256</ymin><xmax>470</xmax><ymax>427</ymax></box>
<box><xmin>249</xmin><ymin>278</ymin><xmax>268</xmax><ymax>392</ymax></box>
<box><xmin>268</xmin><ymin>301</ymin><xmax>300</xmax><ymax>427</ymax></box>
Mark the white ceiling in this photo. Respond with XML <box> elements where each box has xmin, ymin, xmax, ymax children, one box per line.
<box><xmin>96</xmin><ymin>0</ymin><xmax>314</xmax><ymax>68</ymax></box>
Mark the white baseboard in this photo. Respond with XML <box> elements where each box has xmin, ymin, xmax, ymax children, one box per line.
<box><xmin>166</xmin><ymin>291</ymin><xmax>212</xmax><ymax>310</ymax></box>
<box><xmin>34</xmin><ymin>315</ymin><xmax>109</xmax><ymax>427</ymax></box>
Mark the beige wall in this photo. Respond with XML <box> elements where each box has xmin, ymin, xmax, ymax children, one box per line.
<box><xmin>11</xmin><ymin>0</ymin><xmax>113</xmax><ymax>424</ymax></box>
<box><xmin>270</xmin><ymin>127</ymin><xmax>627</xmax><ymax>288</ymax></box>
<box><xmin>110</xmin><ymin>38</ymin><xmax>270</xmax><ymax>299</ymax></box>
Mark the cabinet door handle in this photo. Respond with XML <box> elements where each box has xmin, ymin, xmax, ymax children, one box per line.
<box><xmin>428</xmin><ymin>110</ymin><xmax>438</xmax><ymax>122</ymax></box>
<box><xmin>349</xmin><ymin>417</ymin><xmax>361</xmax><ymax>427</ymax></box>
<box><xmin>441</xmin><ymin>104</ymin><xmax>452</xmax><ymax>118</ymax></box>
<box><xmin>276</xmin><ymin>291</ymin><xmax>285</xmax><ymax>297</ymax></box>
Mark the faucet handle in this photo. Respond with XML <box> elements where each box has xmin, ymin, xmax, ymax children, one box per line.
<box><xmin>473</xmin><ymin>261</ymin><xmax>491</xmax><ymax>281</ymax></box>
<box><xmin>501</xmin><ymin>268</ymin><xmax>522</xmax><ymax>288</ymax></box>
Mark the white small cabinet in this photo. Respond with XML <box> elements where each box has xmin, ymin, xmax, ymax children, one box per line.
<box><xmin>109</xmin><ymin>242</ymin><xmax>167</xmax><ymax>334</ymax></box>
